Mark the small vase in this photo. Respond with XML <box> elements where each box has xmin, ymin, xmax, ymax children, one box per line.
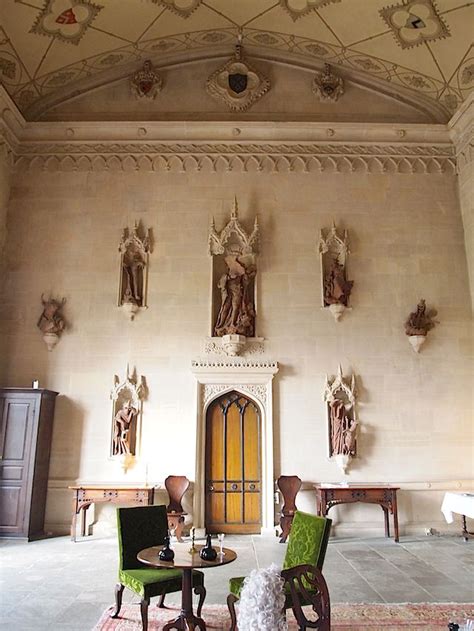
<box><xmin>199</xmin><ymin>534</ymin><xmax>217</xmax><ymax>561</ymax></box>
<box><xmin>159</xmin><ymin>536</ymin><xmax>175</xmax><ymax>562</ymax></box>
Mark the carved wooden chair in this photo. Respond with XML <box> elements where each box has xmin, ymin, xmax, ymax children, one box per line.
<box><xmin>281</xmin><ymin>564</ymin><xmax>330</xmax><ymax>630</ymax></box>
<box><xmin>277</xmin><ymin>475</ymin><xmax>302</xmax><ymax>543</ymax></box>
<box><xmin>110</xmin><ymin>505</ymin><xmax>205</xmax><ymax>631</ymax></box>
<box><xmin>227</xmin><ymin>510</ymin><xmax>332</xmax><ymax>631</ymax></box>
<box><xmin>165</xmin><ymin>475</ymin><xmax>189</xmax><ymax>542</ymax></box>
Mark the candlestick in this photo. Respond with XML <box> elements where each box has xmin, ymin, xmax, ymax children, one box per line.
<box><xmin>188</xmin><ymin>527</ymin><xmax>197</xmax><ymax>554</ymax></box>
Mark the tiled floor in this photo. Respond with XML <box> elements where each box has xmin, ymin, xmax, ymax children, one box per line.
<box><xmin>0</xmin><ymin>533</ymin><xmax>472</xmax><ymax>631</ymax></box>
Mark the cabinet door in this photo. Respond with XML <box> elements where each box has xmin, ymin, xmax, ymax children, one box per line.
<box><xmin>0</xmin><ymin>397</ymin><xmax>36</xmax><ymax>535</ymax></box>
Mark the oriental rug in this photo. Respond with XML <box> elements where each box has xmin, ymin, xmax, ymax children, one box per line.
<box><xmin>94</xmin><ymin>602</ymin><xmax>474</xmax><ymax>631</ymax></box>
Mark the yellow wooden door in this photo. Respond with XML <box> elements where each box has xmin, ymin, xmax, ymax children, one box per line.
<box><xmin>205</xmin><ymin>391</ymin><xmax>261</xmax><ymax>534</ymax></box>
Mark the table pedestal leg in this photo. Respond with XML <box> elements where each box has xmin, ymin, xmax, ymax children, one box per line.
<box><xmin>382</xmin><ymin>506</ymin><xmax>390</xmax><ymax>538</ymax></box>
<box><xmin>163</xmin><ymin>569</ymin><xmax>206</xmax><ymax>630</ymax></box>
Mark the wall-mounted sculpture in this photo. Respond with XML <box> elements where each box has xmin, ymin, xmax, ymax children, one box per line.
<box><xmin>206</xmin><ymin>38</ymin><xmax>270</xmax><ymax>111</ymax></box>
<box><xmin>405</xmin><ymin>299</ymin><xmax>438</xmax><ymax>353</ymax></box>
<box><xmin>323</xmin><ymin>365</ymin><xmax>358</xmax><ymax>474</ymax></box>
<box><xmin>131</xmin><ymin>60</ymin><xmax>162</xmax><ymax>100</ymax></box>
<box><xmin>318</xmin><ymin>223</ymin><xmax>353</xmax><ymax>321</ymax></box>
<box><xmin>37</xmin><ymin>294</ymin><xmax>66</xmax><ymax>351</ymax></box>
<box><xmin>110</xmin><ymin>366</ymin><xmax>145</xmax><ymax>468</ymax></box>
<box><xmin>118</xmin><ymin>222</ymin><xmax>151</xmax><ymax>320</ymax></box>
<box><xmin>208</xmin><ymin>198</ymin><xmax>260</xmax><ymax>356</ymax></box>
<box><xmin>313</xmin><ymin>64</ymin><xmax>344</xmax><ymax>102</ymax></box>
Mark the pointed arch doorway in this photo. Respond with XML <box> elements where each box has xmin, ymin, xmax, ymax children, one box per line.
<box><xmin>191</xmin><ymin>360</ymin><xmax>279</xmax><ymax>534</ymax></box>
<box><xmin>206</xmin><ymin>390</ymin><xmax>261</xmax><ymax>534</ymax></box>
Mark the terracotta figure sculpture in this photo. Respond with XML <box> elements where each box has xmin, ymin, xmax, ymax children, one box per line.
<box><xmin>37</xmin><ymin>295</ymin><xmax>66</xmax><ymax>335</ymax></box>
<box><xmin>405</xmin><ymin>299</ymin><xmax>437</xmax><ymax>336</ymax></box>
<box><xmin>112</xmin><ymin>401</ymin><xmax>138</xmax><ymax>456</ymax></box>
<box><xmin>214</xmin><ymin>254</ymin><xmax>256</xmax><ymax>337</ymax></box>
<box><xmin>324</xmin><ymin>260</ymin><xmax>353</xmax><ymax>306</ymax></box>
<box><xmin>329</xmin><ymin>399</ymin><xmax>357</xmax><ymax>456</ymax></box>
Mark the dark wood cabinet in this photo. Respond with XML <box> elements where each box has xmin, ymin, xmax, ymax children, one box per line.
<box><xmin>0</xmin><ymin>388</ymin><xmax>58</xmax><ymax>540</ymax></box>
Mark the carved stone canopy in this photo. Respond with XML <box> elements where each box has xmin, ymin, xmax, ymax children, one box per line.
<box><xmin>110</xmin><ymin>366</ymin><xmax>145</xmax><ymax>462</ymax></box>
<box><xmin>209</xmin><ymin>197</ymin><xmax>259</xmax><ymax>257</ymax></box>
<box><xmin>131</xmin><ymin>60</ymin><xmax>162</xmax><ymax>100</ymax></box>
<box><xmin>206</xmin><ymin>42</ymin><xmax>270</xmax><ymax>111</ymax></box>
<box><xmin>118</xmin><ymin>222</ymin><xmax>151</xmax><ymax>319</ymax></box>
<box><xmin>313</xmin><ymin>64</ymin><xmax>345</xmax><ymax>102</ymax></box>
<box><xmin>323</xmin><ymin>364</ymin><xmax>356</xmax><ymax>406</ymax></box>
<box><xmin>318</xmin><ymin>221</ymin><xmax>349</xmax><ymax>266</ymax></box>
<box><xmin>318</xmin><ymin>222</ymin><xmax>353</xmax><ymax>319</ymax></box>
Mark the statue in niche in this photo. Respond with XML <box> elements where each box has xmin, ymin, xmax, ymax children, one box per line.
<box><xmin>405</xmin><ymin>299</ymin><xmax>437</xmax><ymax>336</ymax></box>
<box><xmin>323</xmin><ymin>259</ymin><xmax>353</xmax><ymax>307</ymax></box>
<box><xmin>118</xmin><ymin>223</ymin><xmax>151</xmax><ymax>320</ymax></box>
<box><xmin>329</xmin><ymin>399</ymin><xmax>358</xmax><ymax>457</ymax></box>
<box><xmin>112</xmin><ymin>400</ymin><xmax>138</xmax><ymax>456</ymax></box>
<box><xmin>214</xmin><ymin>253</ymin><xmax>256</xmax><ymax>337</ymax></box>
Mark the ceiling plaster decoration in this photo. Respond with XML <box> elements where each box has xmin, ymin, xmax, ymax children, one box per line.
<box><xmin>151</xmin><ymin>0</ymin><xmax>202</xmax><ymax>19</ymax></box>
<box><xmin>312</xmin><ymin>64</ymin><xmax>344</xmax><ymax>102</ymax></box>
<box><xmin>30</xmin><ymin>0</ymin><xmax>103</xmax><ymax>45</ymax></box>
<box><xmin>380</xmin><ymin>0</ymin><xmax>450</xmax><ymax>49</ymax></box>
<box><xmin>130</xmin><ymin>61</ymin><xmax>163</xmax><ymax>100</ymax></box>
<box><xmin>280</xmin><ymin>0</ymin><xmax>341</xmax><ymax>21</ymax></box>
<box><xmin>206</xmin><ymin>42</ymin><xmax>270</xmax><ymax>112</ymax></box>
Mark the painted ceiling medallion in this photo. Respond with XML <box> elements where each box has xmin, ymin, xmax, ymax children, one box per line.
<box><xmin>380</xmin><ymin>0</ymin><xmax>450</xmax><ymax>49</ymax></box>
<box><xmin>280</xmin><ymin>0</ymin><xmax>341</xmax><ymax>21</ymax></box>
<box><xmin>152</xmin><ymin>0</ymin><xmax>202</xmax><ymax>19</ymax></box>
<box><xmin>30</xmin><ymin>0</ymin><xmax>103</xmax><ymax>45</ymax></box>
<box><xmin>131</xmin><ymin>60</ymin><xmax>162</xmax><ymax>100</ymax></box>
<box><xmin>313</xmin><ymin>64</ymin><xmax>344</xmax><ymax>102</ymax></box>
<box><xmin>206</xmin><ymin>42</ymin><xmax>270</xmax><ymax>112</ymax></box>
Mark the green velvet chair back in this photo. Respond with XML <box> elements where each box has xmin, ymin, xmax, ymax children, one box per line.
<box><xmin>282</xmin><ymin>510</ymin><xmax>332</xmax><ymax>571</ymax></box>
<box><xmin>117</xmin><ymin>505</ymin><xmax>169</xmax><ymax>571</ymax></box>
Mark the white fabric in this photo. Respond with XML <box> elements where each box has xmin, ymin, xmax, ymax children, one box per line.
<box><xmin>441</xmin><ymin>492</ymin><xmax>474</xmax><ymax>524</ymax></box>
<box><xmin>237</xmin><ymin>563</ymin><xmax>287</xmax><ymax>631</ymax></box>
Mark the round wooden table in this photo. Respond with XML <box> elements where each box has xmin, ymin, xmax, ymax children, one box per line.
<box><xmin>137</xmin><ymin>543</ymin><xmax>237</xmax><ymax>630</ymax></box>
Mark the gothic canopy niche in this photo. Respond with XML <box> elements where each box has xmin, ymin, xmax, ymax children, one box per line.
<box><xmin>110</xmin><ymin>366</ymin><xmax>145</xmax><ymax>470</ymax></box>
<box><xmin>118</xmin><ymin>222</ymin><xmax>151</xmax><ymax>320</ymax></box>
<box><xmin>206</xmin><ymin>40</ymin><xmax>270</xmax><ymax>112</ymax></box>
<box><xmin>208</xmin><ymin>198</ymin><xmax>261</xmax><ymax>357</ymax></box>
<box><xmin>318</xmin><ymin>222</ymin><xmax>353</xmax><ymax>322</ymax></box>
<box><xmin>323</xmin><ymin>365</ymin><xmax>358</xmax><ymax>474</ymax></box>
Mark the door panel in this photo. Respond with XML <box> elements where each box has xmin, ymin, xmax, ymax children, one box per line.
<box><xmin>205</xmin><ymin>391</ymin><xmax>261</xmax><ymax>534</ymax></box>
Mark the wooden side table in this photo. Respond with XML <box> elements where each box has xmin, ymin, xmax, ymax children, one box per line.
<box><xmin>69</xmin><ymin>485</ymin><xmax>154</xmax><ymax>541</ymax></box>
<box><xmin>138</xmin><ymin>543</ymin><xmax>237</xmax><ymax>630</ymax></box>
<box><xmin>314</xmin><ymin>484</ymin><xmax>400</xmax><ymax>542</ymax></box>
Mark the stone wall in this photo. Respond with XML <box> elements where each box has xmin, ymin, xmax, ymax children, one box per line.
<box><xmin>2</xmin><ymin>162</ymin><xmax>472</xmax><ymax>536</ymax></box>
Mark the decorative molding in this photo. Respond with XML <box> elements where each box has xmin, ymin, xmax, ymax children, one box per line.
<box><xmin>30</xmin><ymin>0</ymin><xmax>103</xmax><ymax>46</ymax></box>
<box><xmin>203</xmin><ymin>383</ymin><xmax>267</xmax><ymax>407</ymax></box>
<box><xmin>380</xmin><ymin>0</ymin><xmax>450</xmax><ymax>49</ymax></box>
<box><xmin>279</xmin><ymin>0</ymin><xmax>341</xmax><ymax>21</ymax></box>
<box><xmin>206</xmin><ymin>42</ymin><xmax>270</xmax><ymax>112</ymax></box>
<box><xmin>312</xmin><ymin>64</ymin><xmax>344</xmax><ymax>102</ymax></box>
<box><xmin>130</xmin><ymin>60</ymin><xmax>162</xmax><ymax>100</ymax></box>
<box><xmin>11</xmin><ymin>142</ymin><xmax>456</xmax><ymax>174</ymax></box>
<box><xmin>192</xmin><ymin>359</ymin><xmax>278</xmax><ymax>370</ymax></box>
<box><xmin>151</xmin><ymin>0</ymin><xmax>202</xmax><ymax>19</ymax></box>
<box><xmin>204</xmin><ymin>337</ymin><xmax>265</xmax><ymax>356</ymax></box>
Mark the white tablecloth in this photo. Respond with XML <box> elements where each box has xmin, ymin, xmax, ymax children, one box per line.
<box><xmin>441</xmin><ymin>492</ymin><xmax>474</xmax><ymax>523</ymax></box>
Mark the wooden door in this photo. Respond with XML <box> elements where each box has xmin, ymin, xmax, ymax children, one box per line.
<box><xmin>205</xmin><ymin>391</ymin><xmax>261</xmax><ymax>534</ymax></box>
<box><xmin>0</xmin><ymin>396</ymin><xmax>36</xmax><ymax>536</ymax></box>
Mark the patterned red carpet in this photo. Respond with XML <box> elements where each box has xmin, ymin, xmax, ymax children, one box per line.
<box><xmin>94</xmin><ymin>602</ymin><xmax>474</xmax><ymax>630</ymax></box>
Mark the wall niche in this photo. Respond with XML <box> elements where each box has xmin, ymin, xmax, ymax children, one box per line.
<box><xmin>207</xmin><ymin>198</ymin><xmax>263</xmax><ymax>357</ymax></box>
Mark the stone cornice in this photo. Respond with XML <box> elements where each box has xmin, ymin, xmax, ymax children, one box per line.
<box><xmin>0</xmin><ymin>85</ymin><xmax>457</xmax><ymax>175</ymax></box>
<box><xmin>449</xmin><ymin>90</ymin><xmax>473</xmax><ymax>174</ymax></box>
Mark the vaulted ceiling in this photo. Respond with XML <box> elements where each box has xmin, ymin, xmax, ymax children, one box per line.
<box><xmin>0</xmin><ymin>0</ymin><xmax>472</xmax><ymax>120</ymax></box>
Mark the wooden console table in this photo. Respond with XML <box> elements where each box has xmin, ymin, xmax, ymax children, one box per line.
<box><xmin>314</xmin><ymin>484</ymin><xmax>400</xmax><ymax>542</ymax></box>
<box><xmin>69</xmin><ymin>485</ymin><xmax>154</xmax><ymax>541</ymax></box>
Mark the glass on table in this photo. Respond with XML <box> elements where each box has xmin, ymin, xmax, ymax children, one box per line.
<box><xmin>217</xmin><ymin>533</ymin><xmax>225</xmax><ymax>556</ymax></box>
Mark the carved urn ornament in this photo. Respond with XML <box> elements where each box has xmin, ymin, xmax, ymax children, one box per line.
<box><xmin>37</xmin><ymin>294</ymin><xmax>66</xmax><ymax>351</ymax></box>
<box><xmin>131</xmin><ymin>60</ymin><xmax>162</xmax><ymax>99</ymax></box>
<box><xmin>318</xmin><ymin>222</ymin><xmax>353</xmax><ymax>321</ymax></box>
<box><xmin>206</xmin><ymin>37</ymin><xmax>270</xmax><ymax>111</ymax></box>
<box><xmin>323</xmin><ymin>365</ymin><xmax>358</xmax><ymax>474</ymax></box>
<box><xmin>405</xmin><ymin>299</ymin><xmax>438</xmax><ymax>352</ymax></box>
<box><xmin>312</xmin><ymin>64</ymin><xmax>344</xmax><ymax>102</ymax></box>
<box><xmin>208</xmin><ymin>198</ymin><xmax>262</xmax><ymax>356</ymax></box>
<box><xmin>110</xmin><ymin>366</ymin><xmax>145</xmax><ymax>471</ymax></box>
<box><xmin>118</xmin><ymin>222</ymin><xmax>151</xmax><ymax>320</ymax></box>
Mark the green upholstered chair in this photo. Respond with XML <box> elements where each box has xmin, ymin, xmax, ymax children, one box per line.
<box><xmin>110</xmin><ymin>505</ymin><xmax>206</xmax><ymax>631</ymax></box>
<box><xmin>227</xmin><ymin>511</ymin><xmax>332</xmax><ymax>630</ymax></box>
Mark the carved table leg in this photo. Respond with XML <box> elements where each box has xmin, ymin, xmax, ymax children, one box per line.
<box><xmin>392</xmin><ymin>493</ymin><xmax>399</xmax><ymax>543</ymax></box>
<box><xmin>462</xmin><ymin>514</ymin><xmax>474</xmax><ymax>542</ymax></box>
<box><xmin>382</xmin><ymin>506</ymin><xmax>390</xmax><ymax>538</ymax></box>
<box><xmin>71</xmin><ymin>511</ymin><xmax>77</xmax><ymax>542</ymax></box>
<box><xmin>162</xmin><ymin>569</ymin><xmax>206</xmax><ymax>630</ymax></box>
<box><xmin>80</xmin><ymin>505</ymin><xmax>87</xmax><ymax>537</ymax></box>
